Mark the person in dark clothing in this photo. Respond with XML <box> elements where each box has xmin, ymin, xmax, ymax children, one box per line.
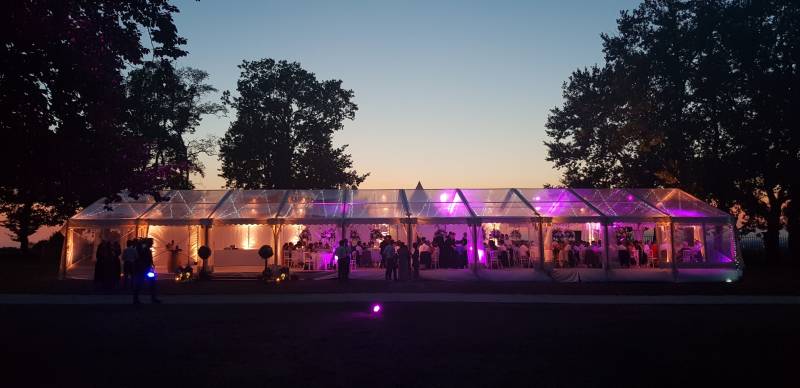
<box><xmin>94</xmin><ymin>240</ymin><xmax>109</xmax><ymax>288</ymax></box>
<box><xmin>382</xmin><ymin>241</ymin><xmax>397</xmax><ymax>281</ymax></box>
<box><xmin>133</xmin><ymin>238</ymin><xmax>161</xmax><ymax>304</ymax></box>
<box><xmin>122</xmin><ymin>240</ymin><xmax>138</xmax><ymax>289</ymax></box>
<box><xmin>443</xmin><ymin>232</ymin><xmax>456</xmax><ymax>268</ymax></box>
<box><xmin>411</xmin><ymin>242</ymin><xmax>420</xmax><ymax>280</ymax></box>
<box><xmin>397</xmin><ymin>242</ymin><xmax>411</xmax><ymax>281</ymax></box>
<box><xmin>335</xmin><ymin>239</ymin><xmax>350</xmax><ymax>282</ymax></box>
<box><xmin>432</xmin><ymin>233</ymin><xmax>445</xmax><ymax>267</ymax></box>
<box><xmin>108</xmin><ymin>240</ymin><xmax>121</xmax><ymax>289</ymax></box>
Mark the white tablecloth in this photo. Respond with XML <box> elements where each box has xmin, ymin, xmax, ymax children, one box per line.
<box><xmin>293</xmin><ymin>251</ymin><xmax>335</xmax><ymax>270</ymax></box>
<box><xmin>213</xmin><ymin>249</ymin><xmax>262</xmax><ymax>267</ymax></box>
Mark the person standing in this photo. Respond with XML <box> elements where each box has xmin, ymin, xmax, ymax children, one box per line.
<box><xmin>94</xmin><ymin>239</ymin><xmax>109</xmax><ymax>288</ymax></box>
<box><xmin>122</xmin><ymin>240</ymin><xmax>139</xmax><ymax>289</ymax></box>
<box><xmin>419</xmin><ymin>238</ymin><xmax>431</xmax><ymax>269</ymax></box>
<box><xmin>133</xmin><ymin>238</ymin><xmax>161</xmax><ymax>305</ymax></box>
<box><xmin>335</xmin><ymin>239</ymin><xmax>351</xmax><ymax>282</ymax></box>
<box><xmin>411</xmin><ymin>242</ymin><xmax>420</xmax><ymax>280</ymax></box>
<box><xmin>397</xmin><ymin>242</ymin><xmax>411</xmax><ymax>281</ymax></box>
<box><xmin>382</xmin><ymin>240</ymin><xmax>397</xmax><ymax>281</ymax></box>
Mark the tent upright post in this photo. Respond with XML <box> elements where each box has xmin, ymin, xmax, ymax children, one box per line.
<box><xmin>603</xmin><ymin>221</ymin><xmax>610</xmax><ymax>275</ymax></box>
<box><xmin>701</xmin><ymin>222</ymin><xmax>709</xmax><ymax>263</ymax></box>
<box><xmin>58</xmin><ymin>222</ymin><xmax>70</xmax><ymax>280</ymax></box>
<box><xmin>669</xmin><ymin>221</ymin><xmax>678</xmax><ymax>281</ymax></box>
<box><xmin>538</xmin><ymin>220</ymin><xmax>545</xmax><ymax>270</ymax></box>
<box><xmin>272</xmin><ymin>224</ymin><xmax>281</xmax><ymax>267</ymax></box>
<box><xmin>471</xmin><ymin>223</ymin><xmax>479</xmax><ymax>275</ymax></box>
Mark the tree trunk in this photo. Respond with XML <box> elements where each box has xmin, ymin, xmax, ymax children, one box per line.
<box><xmin>786</xmin><ymin>199</ymin><xmax>799</xmax><ymax>267</ymax></box>
<box><xmin>18</xmin><ymin>201</ymin><xmax>32</xmax><ymax>255</ymax></box>
<box><xmin>763</xmin><ymin>201</ymin><xmax>783</xmax><ymax>266</ymax></box>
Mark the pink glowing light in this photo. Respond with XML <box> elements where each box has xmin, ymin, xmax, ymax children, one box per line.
<box><xmin>478</xmin><ymin>249</ymin><xmax>485</xmax><ymax>263</ymax></box>
<box><xmin>447</xmin><ymin>193</ymin><xmax>459</xmax><ymax>214</ymax></box>
<box><xmin>372</xmin><ymin>304</ymin><xmax>382</xmax><ymax>313</ymax></box>
<box><xmin>439</xmin><ymin>193</ymin><xmax>449</xmax><ymax>202</ymax></box>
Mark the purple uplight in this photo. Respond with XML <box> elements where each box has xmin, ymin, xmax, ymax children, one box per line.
<box><xmin>626</xmin><ymin>194</ymin><xmax>634</xmax><ymax>201</ymax></box>
<box><xmin>372</xmin><ymin>304</ymin><xmax>382</xmax><ymax>313</ymax></box>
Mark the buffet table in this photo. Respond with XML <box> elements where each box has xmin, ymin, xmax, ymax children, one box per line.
<box><xmin>213</xmin><ymin>249</ymin><xmax>263</xmax><ymax>267</ymax></box>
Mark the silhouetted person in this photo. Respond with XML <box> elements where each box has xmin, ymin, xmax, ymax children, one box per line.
<box><xmin>335</xmin><ymin>239</ymin><xmax>350</xmax><ymax>282</ymax></box>
<box><xmin>133</xmin><ymin>238</ymin><xmax>161</xmax><ymax>305</ymax></box>
<box><xmin>411</xmin><ymin>242</ymin><xmax>420</xmax><ymax>280</ymax></box>
<box><xmin>382</xmin><ymin>241</ymin><xmax>397</xmax><ymax>281</ymax></box>
<box><xmin>122</xmin><ymin>240</ymin><xmax>138</xmax><ymax>289</ymax></box>
<box><xmin>94</xmin><ymin>239</ymin><xmax>107</xmax><ymax>288</ymax></box>
<box><xmin>397</xmin><ymin>242</ymin><xmax>411</xmax><ymax>281</ymax></box>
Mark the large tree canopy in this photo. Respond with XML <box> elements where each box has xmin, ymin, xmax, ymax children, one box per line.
<box><xmin>219</xmin><ymin>59</ymin><xmax>368</xmax><ymax>189</ymax></box>
<box><xmin>545</xmin><ymin>0</ymin><xmax>800</xmax><ymax>264</ymax></box>
<box><xmin>0</xmin><ymin>0</ymin><xmax>187</xmax><ymax>251</ymax></box>
<box><xmin>124</xmin><ymin>60</ymin><xmax>224</xmax><ymax>190</ymax></box>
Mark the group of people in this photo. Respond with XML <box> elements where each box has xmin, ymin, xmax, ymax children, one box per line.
<box><xmin>330</xmin><ymin>236</ymin><xmax>418</xmax><ymax>281</ymax></box>
<box><xmin>486</xmin><ymin>238</ymin><xmax>535</xmax><ymax>268</ymax></box>
<box><xmin>94</xmin><ymin>237</ymin><xmax>161</xmax><ymax>304</ymax></box>
<box><xmin>552</xmin><ymin>240</ymin><xmax>604</xmax><ymax>268</ymax></box>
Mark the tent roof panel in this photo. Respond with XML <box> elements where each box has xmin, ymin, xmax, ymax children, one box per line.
<box><xmin>459</xmin><ymin>188</ymin><xmax>537</xmax><ymax>218</ymax></box>
<box><xmin>211</xmin><ymin>189</ymin><xmax>286</xmax><ymax>221</ymax></box>
<box><xmin>72</xmin><ymin>192</ymin><xmax>157</xmax><ymax>220</ymax></box>
<box><xmin>403</xmin><ymin>189</ymin><xmax>472</xmax><ymax>218</ymax></box>
<box><xmin>629</xmin><ymin>188</ymin><xmax>730</xmax><ymax>218</ymax></box>
<box><xmin>571</xmin><ymin>188</ymin><xmax>665</xmax><ymax>218</ymax></box>
<box><xmin>69</xmin><ymin>187</ymin><xmax>731</xmax><ymax>224</ymax></box>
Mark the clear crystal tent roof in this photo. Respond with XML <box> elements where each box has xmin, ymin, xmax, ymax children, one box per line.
<box><xmin>68</xmin><ymin>187</ymin><xmax>731</xmax><ymax>225</ymax></box>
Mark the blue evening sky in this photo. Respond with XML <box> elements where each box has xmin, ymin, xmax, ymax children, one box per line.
<box><xmin>173</xmin><ymin>0</ymin><xmax>641</xmax><ymax>189</ymax></box>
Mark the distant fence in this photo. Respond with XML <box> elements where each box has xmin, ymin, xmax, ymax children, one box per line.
<box><xmin>739</xmin><ymin>233</ymin><xmax>788</xmax><ymax>251</ymax></box>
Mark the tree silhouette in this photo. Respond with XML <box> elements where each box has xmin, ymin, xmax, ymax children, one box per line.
<box><xmin>545</xmin><ymin>0</ymin><xmax>800</xmax><ymax>264</ymax></box>
<box><xmin>0</xmin><ymin>0</ymin><xmax>187</xmax><ymax>252</ymax></box>
<box><xmin>219</xmin><ymin>59</ymin><xmax>368</xmax><ymax>189</ymax></box>
<box><xmin>124</xmin><ymin>59</ymin><xmax>224</xmax><ymax>189</ymax></box>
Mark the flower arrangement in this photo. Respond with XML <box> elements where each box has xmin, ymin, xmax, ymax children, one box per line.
<box><xmin>510</xmin><ymin>229</ymin><xmax>522</xmax><ymax>240</ymax></box>
<box><xmin>615</xmin><ymin>226</ymin><xmax>633</xmax><ymax>244</ymax></box>
<box><xmin>489</xmin><ymin>229</ymin><xmax>502</xmax><ymax>239</ymax></box>
<box><xmin>370</xmin><ymin>229</ymin><xmax>383</xmax><ymax>241</ymax></box>
<box><xmin>552</xmin><ymin>228</ymin><xmax>564</xmax><ymax>241</ymax></box>
<box><xmin>320</xmin><ymin>228</ymin><xmax>336</xmax><ymax>241</ymax></box>
<box><xmin>350</xmin><ymin>229</ymin><xmax>360</xmax><ymax>240</ymax></box>
<box><xmin>299</xmin><ymin>228</ymin><xmax>311</xmax><ymax>241</ymax></box>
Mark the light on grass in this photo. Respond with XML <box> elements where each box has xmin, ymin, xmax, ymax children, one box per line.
<box><xmin>725</xmin><ymin>278</ymin><xmax>732</xmax><ymax>283</ymax></box>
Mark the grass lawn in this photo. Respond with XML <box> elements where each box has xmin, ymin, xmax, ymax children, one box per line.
<box><xmin>1</xmin><ymin>254</ymin><xmax>798</xmax><ymax>295</ymax></box>
<box><xmin>2</xmin><ymin>302</ymin><xmax>798</xmax><ymax>387</ymax></box>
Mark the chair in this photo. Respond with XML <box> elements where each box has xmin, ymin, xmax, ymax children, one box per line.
<box><xmin>430</xmin><ymin>250</ymin><xmax>440</xmax><ymax>269</ymax></box>
<box><xmin>303</xmin><ymin>253</ymin><xmax>314</xmax><ymax>271</ymax></box>
<box><xmin>518</xmin><ymin>254</ymin><xmax>530</xmax><ymax>268</ymax></box>
<box><xmin>489</xmin><ymin>250</ymin><xmax>502</xmax><ymax>269</ymax></box>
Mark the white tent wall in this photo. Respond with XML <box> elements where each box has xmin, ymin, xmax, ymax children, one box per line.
<box><xmin>208</xmin><ymin>224</ymin><xmax>272</xmax><ymax>271</ymax></box>
<box><xmin>64</xmin><ymin>225</ymin><xmax>138</xmax><ymax>279</ymax></box>
<box><xmin>146</xmin><ymin>225</ymin><xmax>201</xmax><ymax>274</ymax></box>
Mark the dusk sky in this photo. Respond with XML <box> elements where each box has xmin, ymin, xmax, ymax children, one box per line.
<box><xmin>2</xmin><ymin>0</ymin><xmax>642</xmax><ymax>246</ymax></box>
<box><xmin>173</xmin><ymin>0</ymin><xmax>640</xmax><ymax>190</ymax></box>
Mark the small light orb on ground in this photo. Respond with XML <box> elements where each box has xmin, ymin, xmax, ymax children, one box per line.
<box><xmin>146</xmin><ymin>271</ymin><xmax>155</xmax><ymax>278</ymax></box>
<box><xmin>725</xmin><ymin>278</ymin><xmax>732</xmax><ymax>283</ymax></box>
<box><xmin>372</xmin><ymin>304</ymin><xmax>382</xmax><ymax>313</ymax></box>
